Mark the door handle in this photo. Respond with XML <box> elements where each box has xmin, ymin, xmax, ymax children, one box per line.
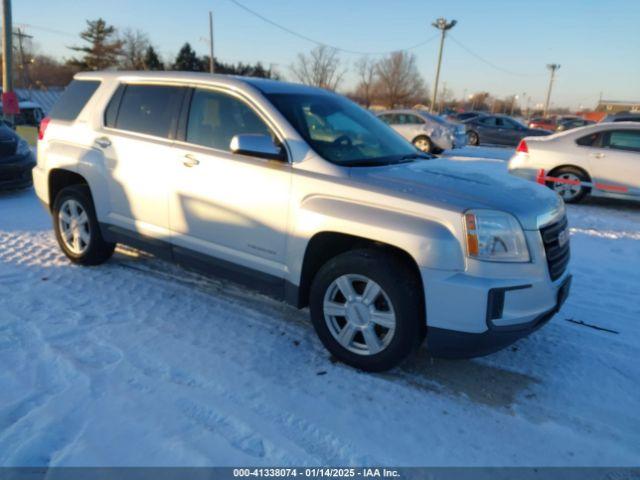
<box><xmin>183</xmin><ymin>154</ymin><xmax>200</xmax><ymax>167</ymax></box>
<box><xmin>95</xmin><ymin>137</ymin><xmax>111</xmax><ymax>148</ymax></box>
<box><xmin>591</xmin><ymin>152</ymin><xmax>605</xmax><ymax>159</ymax></box>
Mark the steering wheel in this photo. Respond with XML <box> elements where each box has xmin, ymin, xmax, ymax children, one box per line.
<box><xmin>332</xmin><ymin>135</ymin><xmax>353</xmax><ymax>147</ymax></box>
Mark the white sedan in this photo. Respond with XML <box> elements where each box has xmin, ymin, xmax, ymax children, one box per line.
<box><xmin>508</xmin><ymin>122</ymin><xmax>640</xmax><ymax>203</ymax></box>
<box><xmin>377</xmin><ymin>109</ymin><xmax>467</xmax><ymax>154</ymax></box>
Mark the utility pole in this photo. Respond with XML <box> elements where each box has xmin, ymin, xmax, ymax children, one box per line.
<box><xmin>208</xmin><ymin>11</ymin><xmax>215</xmax><ymax>74</ymax></box>
<box><xmin>14</xmin><ymin>27</ymin><xmax>33</xmax><ymax>89</ymax></box>
<box><xmin>543</xmin><ymin>63</ymin><xmax>560</xmax><ymax>117</ymax></box>
<box><xmin>1</xmin><ymin>0</ymin><xmax>14</xmax><ymax>123</ymax></box>
<box><xmin>430</xmin><ymin>17</ymin><xmax>456</xmax><ymax>114</ymax></box>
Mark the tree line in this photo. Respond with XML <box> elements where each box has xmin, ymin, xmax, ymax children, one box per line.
<box><xmin>1</xmin><ymin>18</ymin><xmax>278</xmax><ymax>89</ymax></box>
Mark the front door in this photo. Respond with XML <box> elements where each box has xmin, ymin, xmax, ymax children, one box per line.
<box><xmin>169</xmin><ymin>87</ymin><xmax>292</xmax><ymax>279</ymax></box>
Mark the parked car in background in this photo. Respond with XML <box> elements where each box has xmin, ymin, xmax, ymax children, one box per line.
<box><xmin>556</xmin><ymin>118</ymin><xmax>595</xmax><ymax>132</ymax></box>
<box><xmin>508</xmin><ymin>122</ymin><xmax>640</xmax><ymax>203</ymax></box>
<box><xmin>464</xmin><ymin>114</ymin><xmax>551</xmax><ymax>146</ymax></box>
<box><xmin>34</xmin><ymin>71</ymin><xmax>571</xmax><ymax>371</ymax></box>
<box><xmin>0</xmin><ymin>124</ymin><xmax>35</xmax><ymax>189</ymax></box>
<box><xmin>601</xmin><ymin>112</ymin><xmax>640</xmax><ymax>123</ymax></box>
<box><xmin>377</xmin><ymin>109</ymin><xmax>466</xmax><ymax>153</ymax></box>
<box><xmin>0</xmin><ymin>100</ymin><xmax>45</xmax><ymax>127</ymax></box>
<box><xmin>528</xmin><ymin>117</ymin><xmax>558</xmax><ymax>130</ymax></box>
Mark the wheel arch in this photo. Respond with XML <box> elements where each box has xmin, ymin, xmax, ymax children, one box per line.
<box><xmin>295</xmin><ymin>232</ymin><xmax>424</xmax><ymax>310</ymax></box>
<box><xmin>48</xmin><ymin>168</ymin><xmax>91</xmax><ymax>211</ymax></box>
<box><xmin>547</xmin><ymin>164</ymin><xmax>592</xmax><ymax>182</ymax></box>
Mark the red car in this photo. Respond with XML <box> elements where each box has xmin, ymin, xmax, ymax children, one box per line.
<box><xmin>528</xmin><ymin>117</ymin><xmax>557</xmax><ymax>130</ymax></box>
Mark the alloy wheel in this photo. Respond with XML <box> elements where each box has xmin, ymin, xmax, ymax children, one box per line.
<box><xmin>58</xmin><ymin>198</ymin><xmax>91</xmax><ymax>255</ymax></box>
<box><xmin>323</xmin><ymin>274</ymin><xmax>396</xmax><ymax>356</ymax></box>
<box><xmin>552</xmin><ymin>173</ymin><xmax>582</xmax><ymax>201</ymax></box>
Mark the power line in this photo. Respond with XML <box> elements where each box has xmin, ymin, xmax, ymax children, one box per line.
<box><xmin>228</xmin><ymin>0</ymin><xmax>439</xmax><ymax>55</ymax></box>
<box><xmin>448</xmin><ymin>34</ymin><xmax>542</xmax><ymax>77</ymax></box>
<box><xmin>14</xmin><ymin>23</ymin><xmax>77</xmax><ymax>38</ymax></box>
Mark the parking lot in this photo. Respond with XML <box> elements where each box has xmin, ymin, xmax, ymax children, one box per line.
<box><xmin>0</xmin><ymin>147</ymin><xmax>638</xmax><ymax>466</ymax></box>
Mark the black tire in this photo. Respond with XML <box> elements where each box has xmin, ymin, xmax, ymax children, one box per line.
<box><xmin>412</xmin><ymin>135</ymin><xmax>433</xmax><ymax>153</ymax></box>
<box><xmin>467</xmin><ymin>130</ymin><xmax>479</xmax><ymax>146</ymax></box>
<box><xmin>545</xmin><ymin>166</ymin><xmax>590</xmax><ymax>204</ymax></box>
<box><xmin>309</xmin><ymin>249</ymin><xmax>425</xmax><ymax>372</ymax></box>
<box><xmin>53</xmin><ymin>184</ymin><xmax>115</xmax><ymax>265</ymax></box>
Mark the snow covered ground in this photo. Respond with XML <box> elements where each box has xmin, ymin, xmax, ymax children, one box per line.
<box><xmin>0</xmin><ymin>147</ymin><xmax>639</xmax><ymax>467</ymax></box>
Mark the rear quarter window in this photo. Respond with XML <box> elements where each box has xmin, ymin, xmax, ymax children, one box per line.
<box><xmin>49</xmin><ymin>79</ymin><xmax>101</xmax><ymax>121</ymax></box>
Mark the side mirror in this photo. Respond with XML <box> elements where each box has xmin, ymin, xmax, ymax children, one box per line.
<box><xmin>230</xmin><ymin>134</ymin><xmax>285</xmax><ymax>161</ymax></box>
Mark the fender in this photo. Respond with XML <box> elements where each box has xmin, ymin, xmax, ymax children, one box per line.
<box><xmin>286</xmin><ymin>195</ymin><xmax>465</xmax><ymax>287</ymax></box>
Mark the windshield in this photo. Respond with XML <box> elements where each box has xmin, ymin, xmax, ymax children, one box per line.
<box><xmin>265</xmin><ymin>92</ymin><xmax>419</xmax><ymax>166</ymax></box>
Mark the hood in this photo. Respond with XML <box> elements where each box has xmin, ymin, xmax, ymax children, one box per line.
<box><xmin>349</xmin><ymin>159</ymin><xmax>564</xmax><ymax>230</ymax></box>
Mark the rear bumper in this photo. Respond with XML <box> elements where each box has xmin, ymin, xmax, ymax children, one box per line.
<box><xmin>0</xmin><ymin>153</ymin><xmax>36</xmax><ymax>190</ymax></box>
<box><xmin>427</xmin><ymin>275</ymin><xmax>571</xmax><ymax>358</ymax></box>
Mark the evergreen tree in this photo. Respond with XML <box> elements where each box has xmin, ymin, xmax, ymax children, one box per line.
<box><xmin>172</xmin><ymin>43</ymin><xmax>204</xmax><ymax>72</ymax></box>
<box><xmin>143</xmin><ymin>46</ymin><xmax>164</xmax><ymax>71</ymax></box>
<box><xmin>68</xmin><ymin>18</ymin><xmax>122</xmax><ymax>70</ymax></box>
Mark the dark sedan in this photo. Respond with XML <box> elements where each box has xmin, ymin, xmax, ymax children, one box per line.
<box><xmin>464</xmin><ymin>114</ymin><xmax>552</xmax><ymax>146</ymax></box>
<box><xmin>0</xmin><ymin>124</ymin><xmax>35</xmax><ymax>190</ymax></box>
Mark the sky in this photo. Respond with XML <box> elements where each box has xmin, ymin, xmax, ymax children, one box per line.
<box><xmin>11</xmin><ymin>0</ymin><xmax>640</xmax><ymax>110</ymax></box>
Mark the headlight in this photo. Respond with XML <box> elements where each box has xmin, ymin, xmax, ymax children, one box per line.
<box><xmin>16</xmin><ymin>138</ymin><xmax>30</xmax><ymax>155</ymax></box>
<box><xmin>463</xmin><ymin>209</ymin><xmax>530</xmax><ymax>262</ymax></box>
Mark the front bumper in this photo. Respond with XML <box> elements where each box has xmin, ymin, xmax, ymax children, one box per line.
<box><xmin>0</xmin><ymin>152</ymin><xmax>36</xmax><ymax>190</ymax></box>
<box><xmin>427</xmin><ymin>275</ymin><xmax>571</xmax><ymax>358</ymax></box>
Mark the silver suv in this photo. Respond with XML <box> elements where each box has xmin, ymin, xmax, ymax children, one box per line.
<box><xmin>34</xmin><ymin>72</ymin><xmax>571</xmax><ymax>371</ymax></box>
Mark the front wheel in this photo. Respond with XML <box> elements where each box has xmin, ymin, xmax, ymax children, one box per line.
<box><xmin>53</xmin><ymin>185</ymin><xmax>115</xmax><ymax>265</ymax></box>
<box><xmin>467</xmin><ymin>130</ymin><xmax>479</xmax><ymax>146</ymax></box>
<box><xmin>309</xmin><ymin>249</ymin><xmax>425</xmax><ymax>372</ymax></box>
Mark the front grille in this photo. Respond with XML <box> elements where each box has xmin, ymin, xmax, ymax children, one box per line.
<box><xmin>540</xmin><ymin>215</ymin><xmax>570</xmax><ymax>281</ymax></box>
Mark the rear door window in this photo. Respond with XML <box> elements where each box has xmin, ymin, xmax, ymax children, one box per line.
<box><xmin>49</xmin><ymin>79</ymin><xmax>101</xmax><ymax>121</ymax></box>
<box><xmin>479</xmin><ymin>117</ymin><xmax>497</xmax><ymax>127</ymax></box>
<box><xmin>114</xmin><ymin>84</ymin><xmax>185</xmax><ymax>139</ymax></box>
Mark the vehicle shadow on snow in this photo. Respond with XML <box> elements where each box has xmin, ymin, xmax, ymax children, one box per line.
<box><xmin>390</xmin><ymin>348</ymin><xmax>539</xmax><ymax>411</ymax></box>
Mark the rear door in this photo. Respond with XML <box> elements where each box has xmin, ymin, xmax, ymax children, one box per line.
<box><xmin>99</xmin><ymin>83</ymin><xmax>186</xmax><ymax>240</ymax></box>
<box><xmin>590</xmin><ymin>129</ymin><xmax>640</xmax><ymax>196</ymax></box>
<box><xmin>393</xmin><ymin>113</ymin><xmax>424</xmax><ymax>141</ymax></box>
<box><xmin>476</xmin><ymin>116</ymin><xmax>500</xmax><ymax>144</ymax></box>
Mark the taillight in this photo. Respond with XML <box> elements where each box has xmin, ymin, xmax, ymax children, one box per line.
<box><xmin>38</xmin><ymin>117</ymin><xmax>51</xmax><ymax>141</ymax></box>
<box><xmin>516</xmin><ymin>139</ymin><xmax>528</xmax><ymax>154</ymax></box>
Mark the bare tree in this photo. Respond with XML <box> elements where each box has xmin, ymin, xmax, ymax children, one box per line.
<box><xmin>354</xmin><ymin>56</ymin><xmax>378</xmax><ymax>108</ymax></box>
<box><xmin>120</xmin><ymin>28</ymin><xmax>150</xmax><ymax>70</ymax></box>
<box><xmin>375</xmin><ymin>51</ymin><xmax>426</xmax><ymax>108</ymax></box>
<box><xmin>290</xmin><ymin>45</ymin><xmax>345</xmax><ymax>91</ymax></box>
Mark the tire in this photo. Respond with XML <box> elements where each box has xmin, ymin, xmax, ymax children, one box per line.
<box><xmin>53</xmin><ymin>185</ymin><xmax>115</xmax><ymax>265</ymax></box>
<box><xmin>309</xmin><ymin>249</ymin><xmax>425</xmax><ymax>372</ymax></box>
<box><xmin>412</xmin><ymin>135</ymin><xmax>433</xmax><ymax>153</ymax></box>
<box><xmin>467</xmin><ymin>130</ymin><xmax>479</xmax><ymax>146</ymax></box>
<box><xmin>546</xmin><ymin>166</ymin><xmax>590</xmax><ymax>203</ymax></box>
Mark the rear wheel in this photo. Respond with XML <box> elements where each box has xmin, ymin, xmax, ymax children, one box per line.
<box><xmin>546</xmin><ymin>167</ymin><xmax>590</xmax><ymax>203</ymax></box>
<box><xmin>309</xmin><ymin>249</ymin><xmax>425</xmax><ymax>372</ymax></box>
<box><xmin>53</xmin><ymin>185</ymin><xmax>115</xmax><ymax>265</ymax></box>
<box><xmin>412</xmin><ymin>135</ymin><xmax>433</xmax><ymax>153</ymax></box>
